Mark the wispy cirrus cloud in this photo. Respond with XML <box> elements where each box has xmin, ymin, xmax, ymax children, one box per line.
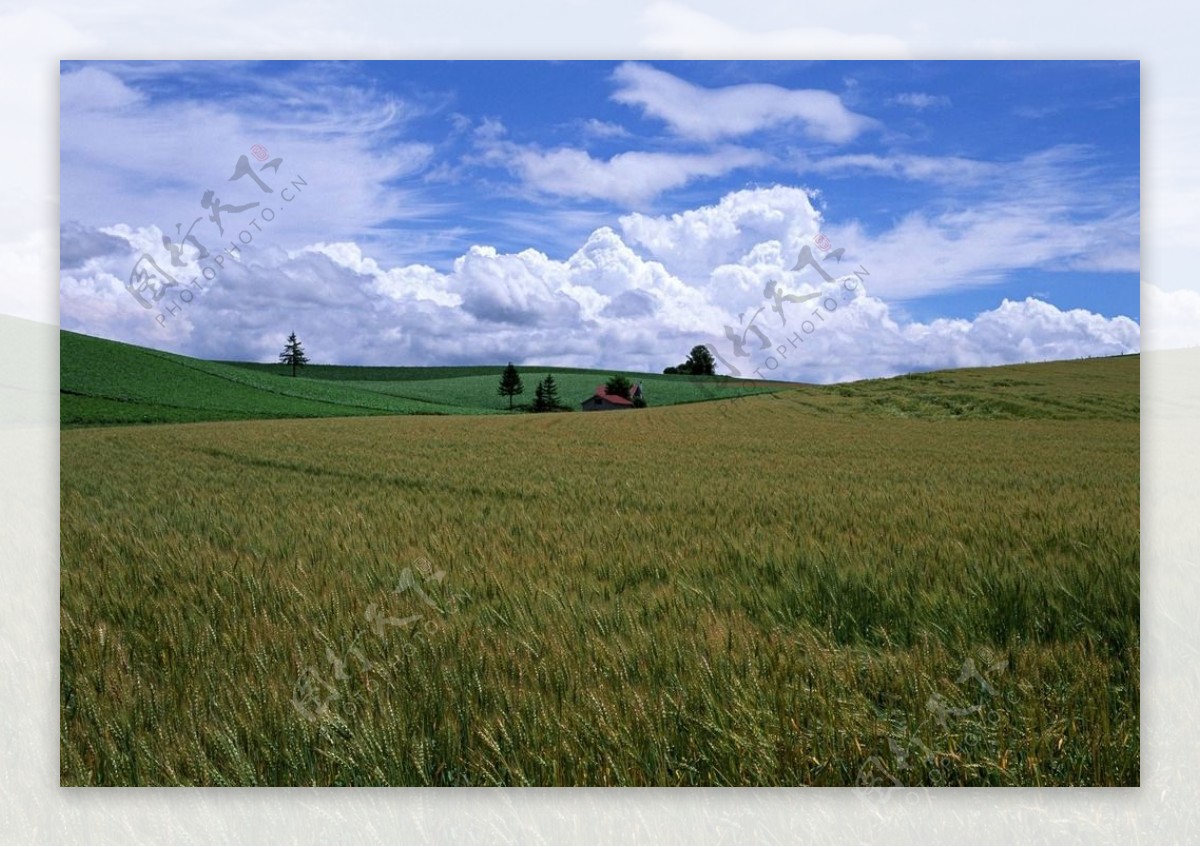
<box><xmin>59</xmin><ymin>63</ymin><xmax>440</xmax><ymax>260</ymax></box>
<box><xmin>889</xmin><ymin>91</ymin><xmax>952</xmax><ymax>110</ymax></box>
<box><xmin>580</xmin><ymin>118</ymin><xmax>632</xmax><ymax>139</ymax></box>
<box><xmin>780</xmin><ymin>143</ymin><xmax>1139</xmax><ymax>298</ymax></box>
<box><xmin>797</xmin><ymin>151</ymin><xmax>997</xmax><ymax>184</ymax></box>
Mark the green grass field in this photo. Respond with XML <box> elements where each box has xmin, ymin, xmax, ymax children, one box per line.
<box><xmin>60</xmin><ymin>330</ymin><xmax>782</xmax><ymax>427</ymax></box>
<box><xmin>59</xmin><ymin>333</ymin><xmax>1139</xmax><ymax>786</ymax></box>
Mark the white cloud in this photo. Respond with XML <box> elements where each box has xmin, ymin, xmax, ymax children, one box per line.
<box><xmin>581</xmin><ymin>118</ymin><xmax>631</xmax><ymax>139</ymax></box>
<box><xmin>303</xmin><ymin>242</ymin><xmax>460</xmax><ymax>308</ymax></box>
<box><xmin>710</xmin><ymin>286</ymin><xmax>1139</xmax><ymax>384</ymax></box>
<box><xmin>59</xmin><ymin>221</ymin><xmax>131</xmax><ymax>269</ymax></box>
<box><xmin>890</xmin><ymin>92</ymin><xmax>952</xmax><ymax>110</ymax></box>
<box><xmin>610</xmin><ymin>62</ymin><xmax>876</xmax><ymax>143</ymax></box>
<box><xmin>799</xmin><ymin>146</ymin><xmax>1140</xmax><ymax>299</ymax></box>
<box><xmin>474</xmin><ymin>117</ymin><xmax>507</xmax><ymax>140</ymax></box>
<box><xmin>565</xmin><ymin>227</ymin><xmax>722</xmax><ymax>330</ymax></box>
<box><xmin>61</xmin><ymin>186</ymin><xmax>1139</xmax><ymax>384</ymax></box>
<box><xmin>445</xmin><ymin>245</ymin><xmax>582</xmax><ymax>326</ymax></box>
<box><xmin>58</xmin><ymin>62</ymin><xmax>439</xmax><ymax>266</ymax></box>
<box><xmin>826</xmin><ymin>205</ymin><xmax>1137</xmax><ymax>301</ymax></box>
<box><xmin>60</xmin><ymin>66</ymin><xmax>143</xmax><ymax>111</ymax></box>
<box><xmin>60</xmin><ymin>218</ymin><xmax>726</xmax><ymax>370</ymax></box>
<box><xmin>620</xmin><ymin>186</ymin><xmax>823</xmax><ymax>285</ymax></box>
<box><xmin>497</xmin><ymin>144</ymin><xmax>767</xmax><ymax>206</ymax></box>
<box><xmin>800</xmin><ymin>152</ymin><xmax>994</xmax><ymax>184</ymax></box>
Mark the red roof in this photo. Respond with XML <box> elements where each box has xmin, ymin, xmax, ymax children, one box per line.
<box><xmin>588</xmin><ymin>385</ymin><xmax>634</xmax><ymax>406</ymax></box>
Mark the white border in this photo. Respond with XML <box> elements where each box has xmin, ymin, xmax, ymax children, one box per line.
<box><xmin>3</xmin><ymin>1</ymin><xmax>1192</xmax><ymax>842</ymax></box>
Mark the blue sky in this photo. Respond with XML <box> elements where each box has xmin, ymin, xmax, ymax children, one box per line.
<box><xmin>58</xmin><ymin>60</ymin><xmax>1140</xmax><ymax>382</ymax></box>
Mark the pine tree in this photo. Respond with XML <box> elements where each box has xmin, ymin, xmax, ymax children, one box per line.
<box><xmin>278</xmin><ymin>331</ymin><xmax>309</xmax><ymax>377</ymax></box>
<box><xmin>541</xmin><ymin>374</ymin><xmax>560</xmax><ymax>410</ymax></box>
<box><xmin>533</xmin><ymin>379</ymin><xmax>548</xmax><ymax>412</ymax></box>
<box><xmin>497</xmin><ymin>362</ymin><xmax>524</xmax><ymax>410</ymax></box>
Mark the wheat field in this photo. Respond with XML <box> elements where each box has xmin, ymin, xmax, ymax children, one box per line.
<box><xmin>60</xmin><ymin>358</ymin><xmax>1139</xmax><ymax>786</ymax></box>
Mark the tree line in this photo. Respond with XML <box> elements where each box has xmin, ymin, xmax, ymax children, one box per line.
<box><xmin>499</xmin><ymin>365</ymin><xmax>649</xmax><ymax>412</ymax></box>
<box><xmin>277</xmin><ymin>334</ymin><xmax>712</xmax><ymax>413</ymax></box>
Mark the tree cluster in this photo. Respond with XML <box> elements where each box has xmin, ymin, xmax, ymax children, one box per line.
<box><xmin>501</xmin><ymin>366</ymin><xmax>647</xmax><ymax>412</ymax></box>
<box><xmin>500</xmin><ymin>364</ymin><xmax>571</xmax><ymax>412</ymax></box>
<box><xmin>274</xmin><ymin>339</ymin><xmax>651</xmax><ymax>413</ymax></box>
<box><xmin>663</xmin><ymin>345</ymin><xmax>716</xmax><ymax>376</ymax></box>
<box><xmin>532</xmin><ymin>374</ymin><xmax>566</xmax><ymax>412</ymax></box>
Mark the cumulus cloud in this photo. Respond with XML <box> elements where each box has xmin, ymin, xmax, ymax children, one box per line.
<box><xmin>708</xmin><ymin>286</ymin><xmax>1139</xmax><ymax>384</ymax></box>
<box><xmin>60</xmin><ymin>186</ymin><xmax>1140</xmax><ymax>384</ymax></box>
<box><xmin>601</xmin><ymin>289</ymin><xmax>658</xmax><ymax>319</ymax></box>
<box><xmin>59</xmin><ymin>221</ymin><xmax>131</xmax><ymax>269</ymax></box>
<box><xmin>620</xmin><ymin>185</ymin><xmax>823</xmax><ymax>285</ymax></box>
<box><xmin>611</xmin><ymin>62</ymin><xmax>876</xmax><ymax>143</ymax></box>
<box><xmin>303</xmin><ymin>242</ymin><xmax>460</xmax><ymax>308</ymax></box>
<box><xmin>564</xmin><ymin>226</ymin><xmax>721</xmax><ymax>330</ymax></box>
<box><xmin>60</xmin><ymin>218</ymin><xmax>722</xmax><ymax>370</ymax></box>
<box><xmin>444</xmin><ymin>245</ymin><xmax>582</xmax><ymax>326</ymax></box>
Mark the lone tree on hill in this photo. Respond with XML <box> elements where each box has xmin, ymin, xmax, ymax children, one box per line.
<box><xmin>664</xmin><ymin>344</ymin><xmax>716</xmax><ymax>376</ymax></box>
<box><xmin>278</xmin><ymin>332</ymin><xmax>309</xmax><ymax>377</ymax></box>
<box><xmin>498</xmin><ymin>362</ymin><xmax>524</xmax><ymax>410</ymax></box>
<box><xmin>605</xmin><ymin>374</ymin><xmax>634</xmax><ymax>400</ymax></box>
<box><xmin>533</xmin><ymin>374</ymin><xmax>562</xmax><ymax>412</ymax></box>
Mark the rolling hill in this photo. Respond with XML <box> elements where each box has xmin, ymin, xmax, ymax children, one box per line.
<box><xmin>60</xmin><ymin>329</ymin><xmax>1139</xmax><ymax>428</ymax></box>
<box><xmin>59</xmin><ymin>330</ymin><xmax>784</xmax><ymax>427</ymax></box>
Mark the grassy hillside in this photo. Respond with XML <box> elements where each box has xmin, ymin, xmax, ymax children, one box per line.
<box><xmin>60</xmin><ymin>331</ymin><xmax>782</xmax><ymax>427</ymax></box>
<box><xmin>60</xmin><ymin>356</ymin><xmax>1139</xmax><ymax>786</ymax></box>
<box><xmin>777</xmin><ymin>355</ymin><xmax>1140</xmax><ymax>422</ymax></box>
<box><xmin>61</xmin><ymin>329</ymin><xmax>1139</xmax><ymax>427</ymax></box>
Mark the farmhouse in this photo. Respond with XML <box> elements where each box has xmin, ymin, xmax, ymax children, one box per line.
<box><xmin>581</xmin><ymin>385</ymin><xmax>634</xmax><ymax>412</ymax></box>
